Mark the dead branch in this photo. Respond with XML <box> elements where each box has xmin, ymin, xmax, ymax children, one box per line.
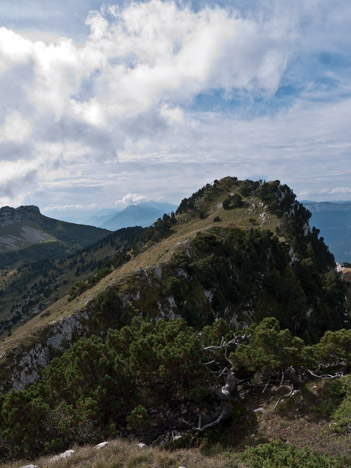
<box><xmin>307</xmin><ymin>369</ymin><xmax>343</xmax><ymax>380</ymax></box>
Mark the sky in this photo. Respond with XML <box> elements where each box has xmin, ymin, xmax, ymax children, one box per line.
<box><xmin>0</xmin><ymin>0</ymin><xmax>350</xmax><ymax>221</ymax></box>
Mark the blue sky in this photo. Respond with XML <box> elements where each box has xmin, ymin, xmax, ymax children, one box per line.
<box><xmin>0</xmin><ymin>0</ymin><xmax>350</xmax><ymax>221</ymax></box>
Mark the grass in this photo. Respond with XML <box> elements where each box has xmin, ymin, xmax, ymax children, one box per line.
<box><xmin>0</xmin><ymin>438</ymin><xmax>247</xmax><ymax>468</ymax></box>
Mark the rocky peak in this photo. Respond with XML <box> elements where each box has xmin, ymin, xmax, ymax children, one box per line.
<box><xmin>0</xmin><ymin>205</ymin><xmax>40</xmax><ymax>228</ymax></box>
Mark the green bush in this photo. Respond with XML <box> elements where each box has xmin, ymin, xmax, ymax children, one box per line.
<box><xmin>238</xmin><ymin>439</ymin><xmax>347</xmax><ymax>468</ymax></box>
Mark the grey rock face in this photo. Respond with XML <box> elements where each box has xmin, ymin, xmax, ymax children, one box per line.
<box><xmin>0</xmin><ymin>205</ymin><xmax>40</xmax><ymax>227</ymax></box>
<box><xmin>0</xmin><ymin>206</ymin><xmax>20</xmax><ymax>227</ymax></box>
<box><xmin>0</xmin><ymin>309</ymin><xmax>90</xmax><ymax>391</ymax></box>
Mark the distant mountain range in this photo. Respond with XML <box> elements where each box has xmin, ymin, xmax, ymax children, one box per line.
<box><xmin>89</xmin><ymin>201</ymin><xmax>177</xmax><ymax>230</ymax></box>
<box><xmin>303</xmin><ymin>201</ymin><xmax>351</xmax><ymax>264</ymax></box>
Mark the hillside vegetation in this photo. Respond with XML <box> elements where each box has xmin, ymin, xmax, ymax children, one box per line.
<box><xmin>0</xmin><ymin>177</ymin><xmax>350</xmax><ymax>465</ymax></box>
<box><xmin>0</xmin><ymin>226</ymin><xmax>143</xmax><ymax>338</ymax></box>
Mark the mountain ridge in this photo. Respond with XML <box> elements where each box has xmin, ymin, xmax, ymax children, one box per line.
<box><xmin>0</xmin><ymin>177</ymin><xmax>347</xmax><ymax>392</ymax></box>
<box><xmin>0</xmin><ymin>177</ymin><xmax>350</xmax><ymax>464</ymax></box>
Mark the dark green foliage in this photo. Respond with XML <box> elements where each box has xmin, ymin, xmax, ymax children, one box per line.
<box><xmin>231</xmin><ymin>317</ymin><xmax>306</xmax><ymax>377</ymax></box>
<box><xmin>238</xmin><ymin>439</ymin><xmax>347</xmax><ymax>468</ymax></box>
<box><xmin>127</xmin><ymin>405</ymin><xmax>151</xmax><ymax>431</ymax></box>
<box><xmin>2</xmin><ymin>317</ymin><xmax>351</xmax><ymax>461</ymax></box>
<box><xmin>0</xmin><ymin>318</ymin><xmax>212</xmax><ymax>459</ymax></box>
<box><xmin>222</xmin><ymin>193</ymin><xmax>244</xmax><ymax>210</ymax></box>
<box><xmin>131</xmin><ymin>213</ymin><xmax>176</xmax><ymax>254</ymax></box>
<box><xmin>238</xmin><ymin>179</ymin><xmax>261</xmax><ymax>197</ymax></box>
<box><xmin>332</xmin><ymin>375</ymin><xmax>351</xmax><ymax>432</ymax></box>
<box><xmin>313</xmin><ymin>329</ymin><xmax>351</xmax><ymax>369</ymax></box>
<box><xmin>166</xmin><ymin>226</ymin><xmax>347</xmax><ymax>337</ymax></box>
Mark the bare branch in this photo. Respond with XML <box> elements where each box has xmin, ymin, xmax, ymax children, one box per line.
<box><xmin>262</xmin><ymin>377</ymin><xmax>271</xmax><ymax>394</ymax></box>
<box><xmin>202</xmin><ymin>333</ymin><xmax>250</xmax><ymax>352</ymax></box>
<box><xmin>279</xmin><ymin>371</ymin><xmax>285</xmax><ymax>387</ymax></box>
<box><xmin>307</xmin><ymin>369</ymin><xmax>343</xmax><ymax>380</ymax></box>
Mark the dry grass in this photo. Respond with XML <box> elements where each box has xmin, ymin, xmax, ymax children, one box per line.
<box><xmin>0</xmin><ymin>438</ymin><xmax>246</xmax><ymax>468</ymax></box>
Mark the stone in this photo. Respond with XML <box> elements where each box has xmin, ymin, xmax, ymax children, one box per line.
<box><xmin>95</xmin><ymin>441</ymin><xmax>109</xmax><ymax>449</ymax></box>
<box><xmin>253</xmin><ymin>407</ymin><xmax>265</xmax><ymax>414</ymax></box>
<box><xmin>50</xmin><ymin>449</ymin><xmax>75</xmax><ymax>461</ymax></box>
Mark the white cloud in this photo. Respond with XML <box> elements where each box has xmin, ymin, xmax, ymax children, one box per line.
<box><xmin>160</xmin><ymin>105</ymin><xmax>184</xmax><ymax>124</ymax></box>
<box><xmin>301</xmin><ymin>187</ymin><xmax>351</xmax><ymax>197</ymax></box>
<box><xmin>0</xmin><ymin>27</ymin><xmax>32</xmax><ymax>73</ymax></box>
<box><xmin>0</xmin><ymin>111</ymin><xmax>32</xmax><ymax>143</ymax></box>
<box><xmin>114</xmin><ymin>193</ymin><xmax>147</xmax><ymax>208</ymax></box>
<box><xmin>0</xmin><ymin>1</ymin><xmax>295</xmax><ymax>126</ymax></box>
<box><xmin>0</xmin><ymin>0</ymin><xmax>351</xmax><ymax>213</ymax></box>
<box><xmin>44</xmin><ymin>203</ymin><xmax>100</xmax><ymax>212</ymax></box>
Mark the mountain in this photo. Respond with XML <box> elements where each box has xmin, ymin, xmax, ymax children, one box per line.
<box><xmin>1</xmin><ymin>177</ymin><xmax>347</xmax><ymax>383</ymax></box>
<box><xmin>99</xmin><ymin>201</ymin><xmax>177</xmax><ymax>230</ymax></box>
<box><xmin>0</xmin><ymin>178</ymin><xmax>350</xmax><ymax>463</ymax></box>
<box><xmin>0</xmin><ymin>205</ymin><xmax>111</xmax><ymax>269</ymax></box>
<box><xmin>304</xmin><ymin>201</ymin><xmax>351</xmax><ymax>264</ymax></box>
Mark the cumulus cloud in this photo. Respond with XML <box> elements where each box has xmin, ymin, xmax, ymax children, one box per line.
<box><xmin>0</xmin><ymin>1</ymin><xmax>295</xmax><ymax>126</ymax></box>
<box><xmin>0</xmin><ymin>0</ymin><xmax>350</xmax><ymax>213</ymax></box>
<box><xmin>114</xmin><ymin>193</ymin><xmax>147</xmax><ymax>208</ymax></box>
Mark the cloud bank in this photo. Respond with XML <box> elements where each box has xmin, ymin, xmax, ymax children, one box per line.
<box><xmin>0</xmin><ymin>0</ymin><xmax>350</xmax><ymax>214</ymax></box>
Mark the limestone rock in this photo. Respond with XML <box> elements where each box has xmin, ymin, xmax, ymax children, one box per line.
<box><xmin>50</xmin><ymin>449</ymin><xmax>75</xmax><ymax>461</ymax></box>
<box><xmin>95</xmin><ymin>441</ymin><xmax>109</xmax><ymax>449</ymax></box>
